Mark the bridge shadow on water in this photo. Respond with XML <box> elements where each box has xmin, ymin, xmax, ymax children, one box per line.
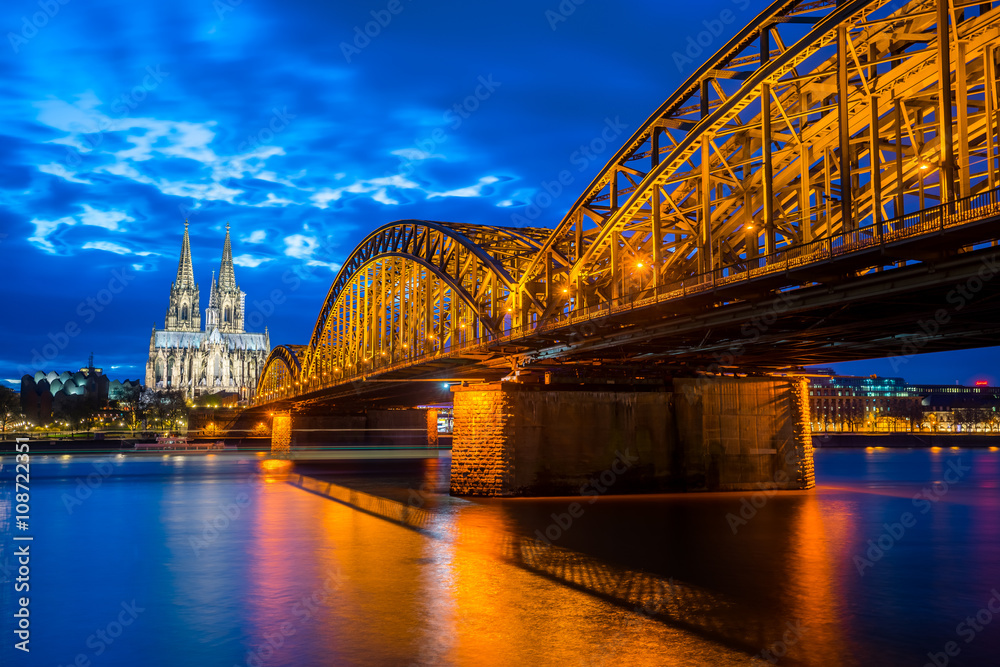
<box><xmin>285</xmin><ymin>462</ymin><xmax>836</xmax><ymax>666</ymax></box>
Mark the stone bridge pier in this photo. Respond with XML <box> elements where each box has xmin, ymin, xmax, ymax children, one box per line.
<box><xmin>268</xmin><ymin>407</ymin><xmax>439</xmax><ymax>451</ymax></box>
<box><xmin>449</xmin><ymin>376</ymin><xmax>814</xmax><ymax>497</ymax></box>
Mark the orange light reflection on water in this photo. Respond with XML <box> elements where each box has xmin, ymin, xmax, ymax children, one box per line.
<box><xmin>283</xmin><ymin>473</ymin><xmax>750</xmax><ymax>666</ymax></box>
<box><xmin>784</xmin><ymin>491</ymin><xmax>856</xmax><ymax>663</ymax></box>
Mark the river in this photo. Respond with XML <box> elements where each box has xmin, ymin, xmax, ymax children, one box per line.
<box><xmin>1</xmin><ymin>447</ymin><xmax>998</xmax><ymax>666</ymax></box>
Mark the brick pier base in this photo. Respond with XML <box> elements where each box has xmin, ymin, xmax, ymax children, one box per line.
<box><xmin>449</xmin><ymin>377</ymin><xmax>814</xmax><ymax>497</ymax></box>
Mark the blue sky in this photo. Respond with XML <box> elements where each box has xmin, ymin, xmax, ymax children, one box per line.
<box><xmin>0</xmin><ymin>0</ymin><xmax>995</xmax><ymax>388</ymax></box>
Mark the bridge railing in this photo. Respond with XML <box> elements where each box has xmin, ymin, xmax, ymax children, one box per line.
<box><xmin>259</xmin><ymin>185</ymin><xmax>1000</xmax><ymax>404</ymax></box>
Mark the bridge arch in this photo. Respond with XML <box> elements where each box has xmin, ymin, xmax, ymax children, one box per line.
<box><xmin>295</xmin><ymin>220</ymin><xmax>553</xmax><ymax>383</ymax></box>
<box><xmin>256</xmin><ymin>345</ymin><xmax>302</xmax><ymax>403</ymax></box>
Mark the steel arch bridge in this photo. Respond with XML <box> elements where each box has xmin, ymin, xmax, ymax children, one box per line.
<box><xmin>256</xmin><ymin>0</ymin><xmax>1000</xmax><ymax>405</ymax></box>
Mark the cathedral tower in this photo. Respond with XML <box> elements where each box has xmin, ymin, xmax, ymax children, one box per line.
<box><xmin>207</xmin><ymin>222</ymin><xmax>245</xmax><ymax>333</ymax></box>
<box><xmin>164</xmin><ymin>221</ymin><xmax>201</xmax><ymax>332</ymax></box>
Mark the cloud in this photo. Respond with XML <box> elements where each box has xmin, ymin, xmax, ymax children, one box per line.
<box><xmin>82</xmin><ymin>241</ymin><xmax>157</xmax><ymax>256</ymax></box>
<box><xmin>28</xmin><ymin>217</ymin><xmax>76</xmax><ymax>253</ymax></box>
<box><xmin>82</xmin><ymin>241</ymin><xmax>131</xmax><ymax>254</ymax></box>
<box><xmin>284</xmin><ymin>234</ymin><xmax>318</xmax><ymax>259</ymax></box>
<box><xmin>244</xmin><ymin>230</ymin><xmax>266</xmax><ymax>243</ymax></box>
<box><xmin>252</xmin><ymin>193</ymin><xmax>295</xmax><ymax>207</ymax></box>
<box><xmin>310</xmin><ymin>189</ymin><xmax>340</xmax><ymax>208</ymax></box>
<box><xmin>282</xmin><ymin>235</ymin><xmax>338</xmax><ymax>271</ymax></box>
<box><xmin>80</xmin><ymin>205</ymin><xmax>134</xmax><ymax>231</ymax></box>
<box><xmin>428</xmin><ymin>176</ymin><xmax>500</xmax><ymax>199</ymax></box>
<box><xmin>372</xmin><ymin>190</ymin><xmax>398</xmax><ymax>205</ymax></box>
<box><xmin>309</xmin><ymin>174</ymin><xmax>420</xmax><ymax>208</ymax></box>
<box><xmin>339</xmin><ymin>172</ymin><xmax>503</xmax><ymax>205</ymax></box>
<box><xmin>36</xmin><ymin>97</ymin><xmax>299</xmax><ymax>207</ymax></box>
<box><xmin>113</xmin><ymin>118</ymin><xmax>219</xmax><ymax>163</ymax></box>
<box><xmin>233</xmin><ymin>254</ymin><xmax>273</xmax><ymax>268</ymax></box>
<box><xmin>255</xmin><ymin>170</ymin><xmax>305</xmax><ymax>188</ymax></box>
<box><xmin>212</xmin><ymin>145</ymin><xmax>285</xmax><ymax>182</ymax></box>
<box><xmin>38</xmin><ymin>163</ymin><xmax>92</xmax><ymax>184</ymax></box>
<box><xmin>307</xmin><ymin>259</ymin><xmax>341</xmax><ymax>272</ymax></box>
<box><xmin>146</xmin><ymin>174</ymin><xmax>243</xmax><ymax>203</ymax></box>
<box><xmin>27</xmin><ymin>205</ymin><xmax>138</xmax><ymax>253</ymax></box>
<box><xmin>391</xmin><ymin>147</ymin><xmax>443</xmax><ymax>161</ymax></box>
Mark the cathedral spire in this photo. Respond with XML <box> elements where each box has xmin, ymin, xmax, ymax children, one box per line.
<box><xmin>213</xmin><ymin>222</ymin><xmax>245</xmax><ymax>333</ymax></box>
<box><xmin>165</xmin><ymin>221</ymin><xmax>201</xmax><ymax>332</ymax></box>
<box><xmin>175</xmin><ymin>221</ymin><xmax>195</xmax><ymax>288</ymax></box>
<box><xmin>209</xmin><ymin>271</ymin><xmax>219</xmax><ymax>307</ymax></box>
<box><xmin>218</xmin><ymin>221</ymin><xmax>236</xmax><ymax>290</ymax></box>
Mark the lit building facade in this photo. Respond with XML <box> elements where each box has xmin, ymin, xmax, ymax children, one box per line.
<box><xmin>145</xmin><ymin>223</ymin><xmax>269</xmax><ymax>402</ymax></box>
<box><xmin>808</xmin><ymin>373</ymin><xmax>1000</xmax><ymax>432</ymax></box>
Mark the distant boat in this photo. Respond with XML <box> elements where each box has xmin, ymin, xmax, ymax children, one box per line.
<box><xmin>133</xmin><ymin>435</ymin><xmax>231</xmax><ymax>452</ymax></box>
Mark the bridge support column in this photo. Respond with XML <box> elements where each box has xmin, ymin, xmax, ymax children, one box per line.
<box><xmin>261</xmin><ymin>408</ymin><xmax>434</xmax><ymax>448</ymax></box>
<box><xmin>271</xmin><ymin>410</ymin><xmax>291</xmax><ymax>455</ymax></box>
<box><xmin>673</xmin><ymin>376</ymin><xmax>814</xmax><ymax>492</ymax></box>
<box><xmin>450</xmin><ymin>377</ymin><xmax>814</xmax><ymax>497</ymax></box>
<box><xmin>426</xmin><ymin>409</ymin><xmax>439</xmax><ymax>448</ymax></box>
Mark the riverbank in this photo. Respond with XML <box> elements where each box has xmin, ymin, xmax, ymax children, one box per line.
<box><xmin>0</xmin><ymin>435</ymin><xmax>270</xmax><ymax>454</ymax></box>
<box><xmin>812</xmin><ymin>432</ymin><xmax>1000</xmax><ymax>448</ymax></box>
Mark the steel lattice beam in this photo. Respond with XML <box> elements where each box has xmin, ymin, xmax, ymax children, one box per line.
<box><xmin>256</xmin><ymin>0</ymin><xmax>1000</xmax><ymax>406</ymax></box>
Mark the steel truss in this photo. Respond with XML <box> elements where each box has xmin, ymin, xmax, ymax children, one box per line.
<box><xmin>257</xmin><ymin>0</ymin><xmax>1000</xmax><ymax>404</ymax></box>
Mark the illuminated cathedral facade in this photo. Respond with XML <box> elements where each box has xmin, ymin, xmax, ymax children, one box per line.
<box><xmin>145</xmin><ymin>223</ymin><xmax>269</xmax><ymax>401</ymax></box>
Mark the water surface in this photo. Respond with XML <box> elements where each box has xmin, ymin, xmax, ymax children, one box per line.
<box><xmin>1</xmin><ymin>447</ymin><xmax>999</xmax><ymax>666</ymax></box>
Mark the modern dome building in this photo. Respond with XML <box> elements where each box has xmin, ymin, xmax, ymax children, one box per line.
<box><xmin>19</xmin><ymin>358</ymin><xmax>141</xmax><ymax>425</ymax></box>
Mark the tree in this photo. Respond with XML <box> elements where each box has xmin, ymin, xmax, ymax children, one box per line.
<box><xmin>879</xmin><ymin>398</ymin><xmax>920</xmax><ymax>432</ymax></box>
<box><xmin>0</xmin><ymin>386</ymin><xmax>24</xmax><ymax>432</ymax></box>
<box><xmin>117</xmin><ymin>385</ymin><xmax>154</xmax><ymax>436</ymax></box>
<box><xmin>925</xmin><ymin>412</ymin><xmax>944</xmax><ymax>432</ymax></box>
<box><xmin>953</xmin><ymin>408</ymin><xmax>980</xmax><ymax>433</ymax></box>
<box><xmin>906</xmin><ymin>400</ymin><xmax>924</xmax><ymax>433</ymax></box>
<box><xmin>987</xmin><ymin>410</ymin><xmax>1000</xmax><ymax>433</ymax></box>
<box><xmin>840</xmin><ymin>401</ymin><xmax>866</xmax><ymax>432</ymax></box>
<box><xmin>55</xmin><ymin>396</ymin><xmax>99</xmax><ymax>436</ymax></box>
<box><xmin>150</xmin><ymin>391</ymin><xmax>188</xmax><ymax>432</ymax></box>
<box><xmin>974</xmin><ymin>407</ymin><xmax>993</xmax><ymax>432</ymax></box>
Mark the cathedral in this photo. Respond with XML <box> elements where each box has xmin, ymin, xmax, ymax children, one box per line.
<box><xmin>145</xmin><ymin>222</ymin><xmax>270</xmax><ymax>402</ymax></box>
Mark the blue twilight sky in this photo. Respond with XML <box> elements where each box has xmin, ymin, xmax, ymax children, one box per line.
<box><xmin>0</xmin><ymin>0</ymin><xmax>995</xmax><ymax>388</ymax></box>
